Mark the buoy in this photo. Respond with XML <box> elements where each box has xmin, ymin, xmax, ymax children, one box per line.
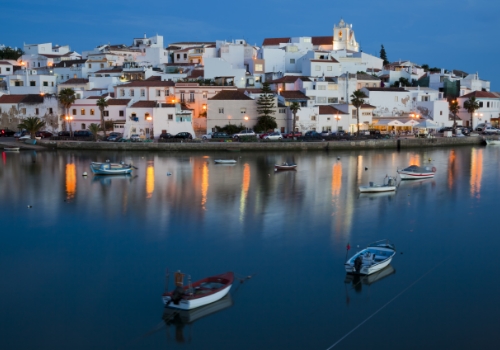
<box><xmin>83</xmin><ymin>172</ymin><xmax>88</xmax><ymax>176</ymax></box>
<box><xmin>27</xmin><ymin>205</ymin><xmax>32</xmax><ymax>208</ymax></box>
<box><xmin>167</xmin><ymin>172</ymin><xmax>172</xmax><ymax>176</ymax></box>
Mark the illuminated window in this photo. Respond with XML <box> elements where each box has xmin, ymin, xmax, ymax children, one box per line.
<box><xmin>81</xmin><ymin>109</ymin><xmax>86</xmax><ymax>115</ymax></box>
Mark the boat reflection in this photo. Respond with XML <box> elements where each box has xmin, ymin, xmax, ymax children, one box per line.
<box><xmin>91</xmin><ymin>174</ymin><xmax>136</xmax><ymax>186</ymax></box>
<box><xmin>163</xmin><ymin>294</ymin><xmax>233</xmax><ymax>343</ymax></box>
<box><xmin>358</xmin><ymin>191</ymin><xmax>395</xmax><ymax>199</ymax></box>
<box><xmin>344</xmin><ymin>265</ymin><xmax>395</xmax><ymax>293</ymax></box>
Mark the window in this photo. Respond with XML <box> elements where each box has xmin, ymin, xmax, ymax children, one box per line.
<box><xmin>241</xmin><ymin>108</ymin><xmax>246</xmax><ymax>114</ymax></box>
<box><xmin>255</xmin><ymin>64</ymin><xmax>263</xmax><ymax>71</ymax></box>
<box><xmin>120</xmin><ymin>89</ymin><xmax>125</xmax><ymax>97</ymax></box>
<box><xmin>328</xmin><ymin>97</ymin><xmax>338</xmax><ymax>103</ymax></box>
<box><xmin>318</xmin><ymin>85</ymin><xmax>326</xmax><ymax>90</ymax></box>
<box><xmin>165</xmin><ymin>89</ymin><xmax>169</xmax><ymax>96</ymax></box>
<box><xmin>184</xmin><ymin>54</ymin><xmax>187</xmax><ymax>59</ymax></box>
<box><xmin>81</xmin><ymin>123</ymin><xmax>86</xmax><ymax>129</ymax></box>
<box><xmin>43</xmin><ymin>81</ymin><xmax>48</xmax><ymax>86</ymax></box>
<box><xmin>219</xmin><ymin>108</ymin><xmax>224</xmax><ymax>113</ymax></box>
<box><xmin>315</xmin><ymin>65</ymin><xmax>321</xmax><ymax>71</ymax></box>
<box><xmin>6</xmin><ymin>67</ymin><xmax>10</xmax><ymax>72</ymax></box>
<box><xmin>176</xmin><ymin>54</ymin><xmax>180</xmax><ymax>59</ymax></box>
<box><xmin>80</xmin><ymin>109</ymin><xmax>86</xmax><ymax>115</ymax></box>
<box><xmin>352</xmin><ymin>109</ymin><xmax>357</xmax><ymax>117</ymax></box>
<box><xmin>21</xmin><ymin>108</ymin><xmax>26</xmax><ymax>114</ymax></box>
<box><xmin>421</xmin><ymin>96</ymin><xmax>429</xmax><ymax>101</ymax></box>
<box><xmin>100</xmin><ymin>63</ymin><xmax>104</xmax><ymax>68</ymax></box>
<box><xmin>48</xmin><ymin>108</ymin><xmax>53</xmax><ymax>114</ymax></box>
<box><xmin>72</xmin><ymin>109</ymin><xmax>76</xmax><ymax>115</ymax></box>
<box><xmin>90</xmin><ymin>109</ymin><xmax>95</xmax><ymax>115</ymax></box>
<box><xmin>290</xmin><ymin>59</ymin><xmax>295</xmax><ymax>64</ymax></box>
<box><xmin>327</xmin><ymin>66</ymin><xmax>332</xmax><ymax>71</ymax></box>
<box><xmin>103</xmin><ymin>111</ymin><xmax>109</xmax><ymax>116</ymax></box>
<box><xmin>30</xmin><ymin>81</ymin><xmax>36</xmax><ymax>86</ymax></box>
<box><xmin>440</xmin><ymin>111</ymin><xmax>443</xmax><ymax>115</ymax></box>
<box><xmin>130</xmin><ymin>90</ymin><xmax>134</xmax><ymax>97</ymax></box>
<box><xmin>88</xmin><ymin>64</ymin><xmax>92</xmax><ymax>68</ymax></box>
<box><xmin>202</xmin><ymin>91</ymin><xmax>207</xmax><ymax>99</ymax></box>
<box><xmin>279</xmin><ymin>108</ymin><xmax>286</xmax><ymax>113</ymax></box>
<box><xmin>168</xmin><ymin>114</ymin><xmax>173</xmax><ymax>120</ymax></box>
<box><xmin>311</xmin><ymin>115</ymin><xmax>316</xmax><ymax>121</ymax></box>
<box><xmin>479</xmin><ymin>102</ymin><xmax>483</xmax><ymax>107</ymax></box>
<box><xmin>487</xmin><ymin>102</ymin><xmax>490</xmax><ymax>108</ymax></box>
<box><xmin>156</xmin><ymin>90</ymin><xmax>161</xmax><ymax>97</ymax></box>
<box><xmin>35</xmin><ymin>108</ymin><xmax>39</xmax><ymax>115</ymax></box>
<box><xmin>189</xmin><ymin>92</ymin><xmax>195</xmax><ymax>102</ymax></box>
<box><xmin>317</xmin><ymin>97</ymin><xmax>327</xmax><ymax>103</ymax></box>
<box><xmin>51</xmin><ymin>82</ymin><xmax>54</xmax><ymax>87</ymax></box>
<box><xmin>119</xmin><ymin>111</ymin><xmax>124</xmax><ymax>117</ymax></box>
<box><xmin>140</xmin><ymin>89</ymin><xmax>145</xmax><ymax>97</ymax></box>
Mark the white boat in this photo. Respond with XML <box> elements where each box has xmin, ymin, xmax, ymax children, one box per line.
<box><xmin>163</xmin><ymin>294</ymin><xmax>233</xmax><ymax>326</ymax></box>
<box><xmin>345</xmin><ymin>240</ymin><xmax>396</xmax><ymax>275</ymax></box>
<box><xmin>485</xmin><ymin>138</ymin><xmax>500</xmax><ymax>145</ymax></box>
<box><xmin>397</xmin><ymin>164</ymin><xmax>436</xmax><ymax>180</ymax></box>
<box><xmin>90</xmin><ymin>161</ymin><xmax>133</xmax><ymax>175</ymax></box>
<box><xmin>162</xmin><ymin>271</ymin><xmax>234</xmax><ymax>310</ymax></box>
<box><xmin>274</xmin><ymin>162</ymin><xmax>297</xmax><ymax>171</ymax></box>
<box><xmin>214</xmin><ymin>159</ymin><xmax>237</xmax><ymax>164</ymax></box>
<box><xmin>3</xmin><ymin>147</ymin><xmax>20</xmax><ymax>152</ymax></box>
<box><xmin>359</xmin><ymin>176</ymin><xmax>397</xmax><ymax>193</ymax></box>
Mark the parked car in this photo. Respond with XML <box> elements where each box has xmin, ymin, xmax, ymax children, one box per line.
<box><xmin>35</xmin><ymin>131</ymin><xmax>53</xmax><ymax>139</ymax></box>
<box><xmin>320</xmin><ymin>130</ymin><xmax>331</xmax><ymax>137</ymax></box>
<box><xmin>130</xmin><ymin>134</ymin><xmax>141</xmax><ymax>142</ymax></box>
<box><xmin>483</xmin><ymin>127</ymin><xmax>500</xmax><ymax>134</ymax></box>
<box><xmin>438</xmin><ymin>127</ymin><xmax>453</xmax><ymax>133</ymax></box>
<box><xmin>475</xmin><ymin>124</ymin><xmax>486</xmax><ymax>132</ymax></box>
<box><xmin>14</xmin><ymin>130</ymin><xmax>27</xmax><ymax>138</ymax></box>
<box><xmin>201</xmin><ymin>131</ymin><xmax>230</xmax><ymax>140</ymax></box>
<box><xmin>302</xmin><ymin>131</ymin><xmax>323</xmax><ymax>140</ymax></box>
<box><xmin>106</xmin><ymin>132</ymin><xmax>122</xmax><ymax>141</ymax></box>
<box><xmin>0</xmin><ymin>128</ymin><xmax>15</xmax><ymax>137</ymax></box>
<box><xmin>159</xmin><ymin>132</ymin><xmax>174</xmax><ymax>140</ymax></box>
<box><xmin>233</xmin><ymin>130</ymin><xmax>256</xmax><ymax>139</ymax></box>
<box><xmin>58</xmin><ymin>131</ymin><xmax>70</xmax><ymax>137</ymax></box>
<box><xmin>284</xmin><ymin>131</ymin><xmax>303</xmax><ymax>139</ymax></box>
<box><xmin>174</xmin><ymin>132</ymin><xmax>193</xmax><ymax>139</ymax></box>
<box><xmin>264</xmin><ymin>132</ymin><xmax>283</xmax><ymax>140</ymax></box>
<box><xmin>73</xmin><ymin>130</ymin><xmax>93</xmax><ymax>138</ymax></box>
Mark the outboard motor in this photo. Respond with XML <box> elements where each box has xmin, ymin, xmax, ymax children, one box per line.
<box><xmin>388</xmin><ymin>177</ymin><xmax>394</xmax><ymax>186</ymax></box>
<box><xmin>171</xmin><ymin>286</ymin><xmax>185</xmax><ymax>305</ymax></box>
<box><xmin>354</xmin><ymin>256</ymin><xmax>363</xmax><ymax>273</ymax></box>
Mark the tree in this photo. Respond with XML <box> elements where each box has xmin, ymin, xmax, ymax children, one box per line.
<box><xmin>255</xmin><ymin>82</ymin><xmax>277</xmax><ymax>132</ymax></box>
<box><xmin>421</xmin><ymin>64</ymin><xmax>429</xmax><ymax>72</ymax></box>
<box><xmin>391</xmin><ymin>77</ymin><xmax>412</xmax><ymax>87</ymax></box>
<box><xmin>17</xmin><ymin>117</ymin><xmax>46</xmax><ymax>139</ymax></box>
<box><xmin>58</xmin><ymin>88</ymin><xmax>76</xmax><ymax>134</ymax></box>
<box><xmin>380</xmin><ymin>45</ymin><xmax>389</xmax><ymax>66</ymax></box>
<box><xmin>88</xmin><ymin>123</ymin><xmax>101</xmax><ymax>141</ymax></box>
<box><xmin>0</xmin><ymin>46</ymin><xmax>23</xmax><ymax>60</ymax></box>
<box><xmin>449</xmin><ymin>100</ymin><xmax>460</xmax><ymax>131</ymax></box>
<box><xmin>350</xmin><ymin>90</ymin><xmax>366</xmax><ymax>137</ymax></box>
<box><xmin>464</xmin><ymin>96</ymin><xmax>480</xmax><ymax>129</ymax></box>
<box><xmin>289</xmin><ymin>102</ymin><xmax>301</xmax><ymax>133</ymax></box>
<box><xmin>96</xmin><ymin>97</ymin><xmax>108</xmax><ymax>136</ymax></box>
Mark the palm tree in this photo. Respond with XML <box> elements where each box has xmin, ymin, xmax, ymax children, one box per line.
<box><xmin>58</xmin><ymin>88</ymin><xmax>76</xmax><ymax>135</ymax></box>
<box><xmin>17</xmin><ymin>117</ymin><xmax>46</xmax><ymax>139</ymax></box>
<box><xmin>350</xmin><ymin>90</ymin><xmax>366</xmax><ymax>136</ymax></box>
<box><xmin>448</xmin><ymin>100</ymin><xmax>460</xmax><ymax>131</ymax></box>
<box><xmin>464</xmin><ymin>96</ymin><xmax>480</xmax><ymax>129</ymax></box>
<box><xmin>96</xmin><ymin>97</ymin><xmax>108</xmax><ymax>137</ymax></box>
<box><xmin>88</xmin><ymin>123</ymin><xmax>101</xmax><ymax>141</ymax></box>
<box><xmin>289</xmin><ymin>102</ymin><xmax>301</xmax><ymax>134</ymax></box>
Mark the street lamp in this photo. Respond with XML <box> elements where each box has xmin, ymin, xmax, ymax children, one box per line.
<box><xmin>244</xmin><ymin>116</ymin><xmax>249</xmax><ymax>131</ymax></box>
<box><xmin>334</xmin><ymin>113</ymin><xmax>341</xmax><ymax>131</ymax></box>
<box><xmin>65</xmin><ymin>115</ymin><xmax>73</xmax><ymax>137</ymax></box>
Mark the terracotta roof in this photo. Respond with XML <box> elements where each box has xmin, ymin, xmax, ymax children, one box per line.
<box><xmin>131</xmin><ymin>101</ymin><xmax>157</xmax><ymax>108</ymax></box>
<box><xmin>268</xmin><ymin>76</ymin><xmax>311</xmax><ymax>83</ymax></box>
<box><xmin>0</xmin><ymin>94</ymin><xmax>46</xmax><ymax>104</ymax></box>
<box><xmin>356</xmin><ymin>73</ymin><xmax>381</xmax><ymax>81</ymax></box>
<box><xmin>209</xmin><ymin>90</ymin><xmax>253</xmax><ymax>100</ymax></box>
<box><xmin>60</xmin><ymin>78</ymin><xmax>89</xmax><ymax>85</ymax></box>
<box><xmin>145</xmin><ymin>75</ymin><xmax>162</xmax><ymax>81</ymax></box>
<box><xmin>119</xmin><ymin>80</ymin><xmax>175</xmax><ymax>87</ymax></box>
<box><xmin>279</xmin><ymin>91</ymin><xmax>309</xmax><ymax>100</ymax></box>
<box><xmin>189</xmin><ymin>69</ymin><xmax>204</xmax><ymax>79</ymax></box>
<box><xmin>106</xmin><ymin>99</ymin><xmax>130</xmax><ymax>106</ymax></box>
<box><xmin>361</xmin><ymin>104</ymin><xmax>376</xmax><ymax>109</ymax></box>
<box><xmin>262</xmin><ymin>37</ymin><xmax>290</xmax><ymax>46</ymax></box>
<box><xmin>460</xmin><ymin>91</ymin><xmax>498</xmax><ymax>99</ymax></box>
<box><xmin>0</xmin><ymin>61</ymin><xmax>13</xmax><ymax>65</ymax></box>
<box><xmin>364</xmin><ymin>87</ymin><xmax>407</xmax><ymax>92</ymax></box>
<box><xmin>312</xmin><ymin>36</ymin><xmax>333</xmax><ymax>46</ymax></box>
<box><xmin>319</xmin><ymin>105</ymin><xmax>348</xmax><ymax>115</ymax></box>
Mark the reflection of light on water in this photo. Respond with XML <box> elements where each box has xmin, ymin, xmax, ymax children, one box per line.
<box><xmin>470</xmin><ymin>148</ymin><xmax>483</xmax><ymax>198</ymax></box>
<box><xmin>201</xmin><ymin>162</ymin><xmax>209</xmax><ymax>210</ymax></box>
<box><xmin>65</xmin><ymin>163</ymin><xmax>76</xmax><ymax>200</ymax></box>
<box><xmin>239</xmin><ymin>163</ymin><xmax>250</xmax><ymax>222</ymax></box>
<box><xmin>356</xmin><ymin>155</ymin><xmax>363</xmax><ymax>182</ymax></box>
<box><xmin>448</xmin><ymin>150</ymin><xmax>456</xmax><ymax>189</ymax></box>
<box><xmin>331</xmin><ymin>163</ymin><xmax>342</xmax><ymax>198</ymax></box>
<box><xmin>409</xmin><ymin>154</ymin><xmax>420</xmax><ymax>166</ymax></box>
<box><xmin>146</xmin><ymin>164</ymin><xmax>154</xmax><ymax>199</ymax></box>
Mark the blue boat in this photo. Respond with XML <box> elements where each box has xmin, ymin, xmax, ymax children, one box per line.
<box><xmin>90</xmin><ymin>162</ymin><xmax>133</xmax><ymax>175</ymax></box>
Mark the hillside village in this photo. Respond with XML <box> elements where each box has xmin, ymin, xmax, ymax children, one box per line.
<box><xmin>1</xmin><ymin>19</ymin><xmax>498</xmax><ymax>139</ymax></box>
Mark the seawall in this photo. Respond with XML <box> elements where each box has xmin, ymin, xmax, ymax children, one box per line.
<box><xmin>36</xmin><ymin>136</ymin><xmax>485</xmax><ymax>152</ymax></box>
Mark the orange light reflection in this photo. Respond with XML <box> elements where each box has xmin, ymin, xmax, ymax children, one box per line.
<box><xmin>146</xmin><ymin>164</ymin><xmax>154</xmax><ymax>198</ymax></box>
<box><xmin>201</xmin><ymin>162</ymin><xmax>209</xmax><ymax>210</ymax></box>
<box><xmin>65</xmin><ymin>163</ymin><xmax>76</xmax><ymax>200</ymax></box>
<box><xmin>470</xmin><ymin>148</ymin><xmax>483</xmax><ymax>198</ymax></box>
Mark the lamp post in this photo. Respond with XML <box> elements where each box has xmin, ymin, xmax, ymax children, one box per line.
<box><xmin>244</xmin><ymin>116</ymin><xmax>249</xmax><ymax>131</ymax></box>
<box><xmin>65</xmin><ymin>115</ymin><xmax>73</xmax><ymax>137</ymax></box>
<box><xmin>334</xmin><ymin>113</ymin><xmax>341</xmax><ymax>132</ymax></box>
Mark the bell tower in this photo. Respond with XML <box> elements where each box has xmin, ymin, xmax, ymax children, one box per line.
<box><xmin>333</xmin><ymin>19</ymin><xmax>359</xmax><ymax>52</ymax></box>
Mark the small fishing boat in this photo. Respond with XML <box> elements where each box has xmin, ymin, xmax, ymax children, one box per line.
<box><xmin>359</xmin><ymin>176</ymin><xmax>397</xmax><ymax>193</ymax></box>
<box><xmin>485</xmin><ymin>138</ymin><xmax>500</xmax><ymax>145</ymax></box>
<box><xmin>274</xmin><ymin>162</ymin><xmax>297</xmax><ymax>171</ymax></box>
<box><xmin>345</xmin><ymin>240</ymin><xmax>396</xmax><ymax>275</ymax></box>
<box><xmin>163</xmin><ymin>271</ymin><xmax>234</xmax><ymax>310</ymax></box>
<box><xmin>90</xmin><ymin>161</ymin><xmax>133</xmax><ymax>175</ymax></box>
<box><xmin>3</xmin><ymin>147</ymin><xmax>20</xmax><ymax>152</ymax></box>
<box><xmin>214</xmin><ymin>159</ymin><xmax>237</xmax><ymax>164</ymax></box>
<box><xmin>397</xmin><ymin>164</ymin><xmax>436</xmax><ymax>180</ymax></box>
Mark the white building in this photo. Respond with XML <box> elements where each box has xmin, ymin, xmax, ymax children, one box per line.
<box><xmin>457</xmin><ymin>91</ymin><xmax>500</xmax><ymax>129</ymax></box>
<box><xmin>0</xmin><ymin>94</ymin><xmax>59</xmax><ymax>131</ymax></box>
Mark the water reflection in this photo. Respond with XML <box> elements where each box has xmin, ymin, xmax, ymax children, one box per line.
<box><xmin>65</xmin><ymin>163</ymin><xmax>76</xmax><ymax>200</ymax></box>
<box><xmin>201</xmin><ymin>162</ymin><xmax>209</xmax><ymax>211</ymax></box>
<box><xmin>448</xmin><ymin>150</ymin><xmax>456</xmax><ymax>189</ymax></box>
<box><xmin>470</xmin><ymin>148</ymin><xmax>483</xmax><ymax>198</ymax></box>
<box><xmin>146</xmin><ymin>162</ymin><xmax>155</xmax><ymax>199</ymax></box>
<box><xmin>344</xmin><ymin>265</ymin><xmax>396</xmax><ymax>296</ymax></box>
<box><xmin>239</xmin><ymin>163</ymin><xmax>250</xmax><ymax>222</ymax></box>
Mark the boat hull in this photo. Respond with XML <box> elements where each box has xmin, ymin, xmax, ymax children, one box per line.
<box><xmin>214</xmin><ymin>159</ymin><xmax>237</xmax><ymax>164</ymax></box>
<box><xmin>3</xmin><ymin>147</ymin><xmax>20</xmax><ymax>152</ymax></box>
<box><xmin>485</xmin><ymin>139</ymin><xmax>500</xmax><ymax>145</ymax></box>
<box><xmin>359</xmin><ymin>185</ymin><xmax>396</xmax><ymax>193</ymax></box>
<box><xmin>163</xmin><ymin>284</ymin><xmax>232</xmax><ymax>310</ymax></box>
<box><xmin>398</xmin><ymin>171</ymin><xmax>434</xmax><ymax>180</ymax></box>
<box><xmin>274</xmin><ymin>164</ymin><xmax>297</xmax><ymax>171</ymax></box>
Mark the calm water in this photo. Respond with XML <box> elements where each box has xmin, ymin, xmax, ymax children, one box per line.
<box><xmin>1</xmin><ymin>146</ymin><xmax>500</xmax><ymax>349</ymax></box>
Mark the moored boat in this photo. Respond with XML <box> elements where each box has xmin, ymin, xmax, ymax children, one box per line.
<box><xmin>485</xmin><ymin>138</ymin><xmax>500</xmax><ymax>145</ymax></box>
<box><xmin>345</xmin><ymin>240</ymin><xmax>396</xmax><ymax>275</ymax></box>
<box><xmin>214</xmin><ymin>159</ymin><xmax>237</xmax><ymax>164</ymax></box>
<box><xmin>3</xmin><ymin>147</ymin><xmax>20</xmax><ymax>152</ymax></box>
<box><xmin>397</xmin><ymin>164</ymin><xmax>436</xmax><ymax>180</ymax></box>
<box><xmin>90</xmin><ymin>161</ymin><xmax>133</xmax><ymax>175</ymax></box>
<box><xmin>359</xmin><ymin>176</ymin><xmax>397</xmax><ymax>193</ymax></box>
<box><xmin>163</xmin><ymin>271</ymin><xmax>234</xmax><ymax>310</ymax></box>
<box><xmin>274</xmin><ymin>162</ymin><xmax>297</xmax><ymax>171</ymax></box>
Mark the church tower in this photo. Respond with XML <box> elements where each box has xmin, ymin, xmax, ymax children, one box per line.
<box><xmin>333</xmin><ymin>19</ymin><xmax>360</xmax><ymax>52</ymax></box>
